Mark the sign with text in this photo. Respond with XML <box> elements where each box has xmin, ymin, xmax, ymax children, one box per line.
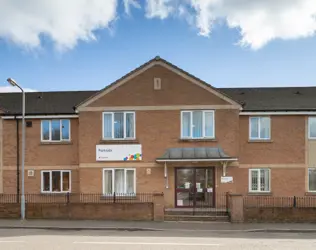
<box><xmin>96</xmin><ymin>144</ymin><xmax>142</xmax><ymax>161</ymax></box>
<box><xmin>221</xmin><ymin>176</ymin><xmax>233</xmax><ymax>183</ymax></box>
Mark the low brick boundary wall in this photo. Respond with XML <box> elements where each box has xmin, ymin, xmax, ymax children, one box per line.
<box><xmin>244</xmin><ymin>207</ymin><xmax>316</xmax><ymax>223</ymax></box>
<box><xmin>0</xmin><ymin>203</ymin><xmax>154</xmax><ymax>221</ymax></box>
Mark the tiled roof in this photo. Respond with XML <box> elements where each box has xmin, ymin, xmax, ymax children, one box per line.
<box><xmin>1</xmin><ymin>87</ymin><xmax>316</xmax><ymax>115</ymax></box>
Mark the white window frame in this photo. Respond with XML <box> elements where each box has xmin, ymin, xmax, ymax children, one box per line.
<box><xmin>41</xmin><ymin>170</ymin><xmax>71</xmax><ymax>193</ymax></box>
<box><xmin>308</xmin><ymin>168</ymin><xmax>316</xmax><ymax>192</ymax></box>
<box><xmin>248</xmin><ymin>168</ymin><xmax>271</xmax><ymax>193</ymax></box>
<box><xmin>41</xmin><ymin>119</ymin><xmax>71</xmax><ymax>142</ymax></box>
<box><xmin>102</xmin><ymin>112</ymin><xmax>136</xmax><ymax>140</ymax></box>
<box><xmin>308</xmin><ymin>117</ymin><xmax>316</xmax><ymax>139</ymax></box>
<box><xmin>249</xmin><ymin>116</ymin><xmax>271</xmax><ymax>140</ymax></box>
<box><xmin>180</xmin><ymin>110</ymin><xmax>215</xmax><ymax>139</ymax></box>
<box><xmin>102</xmin><ymin>168</ymin><xmax>136</xmax><ymax>196</ymax></box>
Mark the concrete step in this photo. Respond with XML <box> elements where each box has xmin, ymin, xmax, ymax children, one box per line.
<box><xmin>164</xmin><ymin>214</ymin><xmax>230</xmax><ymax>222</ymax></box>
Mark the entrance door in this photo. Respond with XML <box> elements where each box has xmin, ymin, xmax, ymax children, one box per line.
<box><xmin>175</xmin><ymin>168</ymin><xmax>215</xmax><ymax>208</ymax></box>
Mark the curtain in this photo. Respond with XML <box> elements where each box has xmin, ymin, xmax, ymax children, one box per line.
<box><xmin>310</xmin><ymin>118</ymin><xmax>316</xmax><ymax>138</ymax></box>
<box><xmin>61</xmin><ymin>120</ymin><xmax>70</xmax><ymax>140</ymax></box>
<box><xmin>205</xmin><ymin>112</ymin><xmax>214</xmax><ymax>137</ymax></box>
<box><xmin>250</xmin><ymin>117</ymin><xmax>259</xmax><ymax>138</ymax></box>
<box><xmin>192</xmin><ymin>111</ymin><xmax>202</xmax><ymax>138</ymax></box>
<box><xmin>182</xmin><ymin>112</ymin><xmax>191</xmax><ymax>137</ymax></box>
<box><xmin>126</xmin><ymin>113</ymin><xmax>134</xmax><ymax>138</ymax></box>
<box><xmin>114</xmin><ymin>113</ymin><xmax>124</xmax><ymax>138</ymax></box>
<box><xmin>52</xmin><ymin>171</ymin><xmax>61</xmax><ymax>192</ymax></box>
<box><xmin>260</xmin><ymin>169</ymin><xmax>270</xmax><ymax>191</ymax></box>
<box><xmin>126</xmin><ymin>170</ymin><xmax>135</xmax><ymax>194</ymax></box>
<box><xmin>103</xmin><ymin>114</ymin><xmax>112</xmax><ymax>138</ymax></box>
<box><xmin>309</xmin><ymin>169</ymin><xmax>316</xmax><ymax>191</ymax></box>
<box><xmin>103</xmin><ymin>170</ymin><xmax>113</xmax><ymax>194</ymax></box>
<box><xmin>41</xmin><ymin>121</ymin><xmax>50</xmax><ymax>140</ymax></box>
<box><xmin>62</xmin><ymin>172</ymin><xmax>70</xmax><ymax>192</ymax></box>
<box><xmin>51</xmin><ymin>120</ymin><xmax>61</xmax><ymax>141</ymax></box>
<box><xmin>42</xmin><ymin>172</ymin><xmax>50</xmax><ymax>191</ymax></box>
<box><xmin>260</xmin><ymin>117</ymin><xmax>270</xmax><ymax>139</ymax></box>
<box><xmin>115</xmin><ymin>169</ymin><xmax>125</xmax><ymax>194</ymax></box>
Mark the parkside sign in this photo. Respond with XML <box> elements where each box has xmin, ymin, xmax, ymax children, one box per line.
<box><xmin>96</xmin><ymin>145</ymin><xmax>142</xmax><ymax>161</ymax></box>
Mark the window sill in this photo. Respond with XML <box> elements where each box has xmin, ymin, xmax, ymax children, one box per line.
<box><xmin>40</xmin><ymin>192</ymin><xmax>71</xmax><ymax>195</ymax></box>
<box><xmin>179</xmin><ymin>138</ymin><xmax>217</xmax><ymax>142</ymax></box>
<box><xmin>40</xmin><ymin>141</ymin><xmax>72</xmax><ymax>145</ymax></box>
<box><xmin>247</xmin><ymin>192</ymin><xmax>272</xmax><ymax>196</ymax></box>
<box><xmin>248</xmin><ymin>139</ymin><xmax>273</xmax><ymax>143</ymax></box>
<box><xmin>99</xmin><ymin>139</ymin><xmax>139</xmax><ymax>144</ymax></box>
<box><xmin>305</xmin><ymin>192</ymin><xmax>316</xmax><ymax>196</ymax></box>
<box><xmin>100</xmin><ymin>195</ymin><xmax>137</xmax><ymax>200</ymax></box>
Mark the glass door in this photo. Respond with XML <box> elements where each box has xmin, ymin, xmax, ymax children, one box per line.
<box><xmin>175</xmin><ymin>168</ymin><xmax>214</xmax><ymax>208</ymax></box>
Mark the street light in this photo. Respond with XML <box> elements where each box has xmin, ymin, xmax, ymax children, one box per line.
<box><xmin>7</xmin><ymin>78</ymin><xmax>25</xmax><ymax>220</ymax></box>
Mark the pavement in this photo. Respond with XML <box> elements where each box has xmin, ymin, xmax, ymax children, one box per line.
<box><xmin>1</xmin><ymin>228</ymin><xmax>316</xmax><ymax>249</ymax></box>
<box><xmin>0</xmin><ymin>219</ymin><xmax>316</xmax><ymax>233</ymax></box>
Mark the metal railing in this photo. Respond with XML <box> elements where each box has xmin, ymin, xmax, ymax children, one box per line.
<box><xmin>0</xmin><ymin>193</ymin><xmax>155</xmax><ymax>204</ymax></box>
<box><xmin>244</xmin><ymin>196</ymin><xmax>316</xmax><ymax>208</ymax></box>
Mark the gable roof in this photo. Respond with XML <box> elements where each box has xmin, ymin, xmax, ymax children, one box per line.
<box><xmin>75</xmin><ymin>56</ymin><xmax>241</xmax><ymax>109</ymax></box>
<box><xmin>1</xmin><ymin>87</ymin><xmax>316</xmax><ymax>115</ymax></box>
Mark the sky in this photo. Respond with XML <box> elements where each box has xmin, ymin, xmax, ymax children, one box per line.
<box><xmin>1</xmin><ymin>0</ymin><xmax>316</xmax><ymax>92</ymax></box>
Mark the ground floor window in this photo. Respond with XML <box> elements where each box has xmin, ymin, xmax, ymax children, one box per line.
<box><xmin>103</xmin><ymin>168</ymin><xmax>136</xmax><ymax>195</ymax></box>
<box><xmin>249</xmin><ymin>169</ymin><xmax>270</xmax><ymax>192</ymax></box>
<box><xmin>41</xmin><ymin>170</ymin><xmax>71</xmax><ymax>193</ymax></box>
<box><xmin>309</xmin><ymin>168</ymin><xmax>316</xmax><ymax>192</ymax></box>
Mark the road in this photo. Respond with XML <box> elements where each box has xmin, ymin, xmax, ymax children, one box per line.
<box><xmin>0</xmin><ymin>229</ymin><xmax>315</xmax><ymax>249</ymax></box>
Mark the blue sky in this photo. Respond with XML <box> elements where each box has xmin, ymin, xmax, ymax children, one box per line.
<box><xmin>1</xmin><ymin>0</ymin><xmax>316</xmax><ymax>92</ymax></box>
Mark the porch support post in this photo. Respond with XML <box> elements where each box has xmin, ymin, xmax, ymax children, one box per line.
<box><xmin>222</xmin><ymin>161</ymin><xmax>227</xmax><ymax>176</ymax></box>
<box><xmin>164</xmin><ymin>161</ymin><xmax>169</xmax><ymax>189</ymax></box>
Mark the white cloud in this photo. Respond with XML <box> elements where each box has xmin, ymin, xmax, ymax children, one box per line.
<box><xmin>143</xmin><ymin>0</ymin><xmax>316</xmax><ymax>49</ymax></box>
<box><xmin>145</xmin><ymin>0</ymin><xmax>174</xmax><ymax>19</ymax></box>
<box><xmin>0</xmin><ymin>0</ymin><xmax>118</xmax><ymax>51</ymax></box>
<box><xmin>124</xmin><ymin>0</ymin><xmax>141</xmax><ymax>15</ymax></box>
<box><xmin>188</xmin><ymin>0</ymin><xmax>316</xmax><ymax>49</ymax></box>
<box><xmin>1</xmin><ymin>0</ymin><xmax>316</xmax><ymax>50</ymax></box>
<box><xmin>0</xmin><ymin>86</ymin><xmax>37</xmax><ymax>93</ymax></box>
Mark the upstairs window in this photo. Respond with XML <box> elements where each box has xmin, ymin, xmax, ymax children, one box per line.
<box><xmin>103</xmin><ymin>112</ymin><xmax>135</xmax><ymax>140</ymax></box>
<box><xmin>41</xmin><ymin>119</ymin><xmax>70</xmax><ymax>142</ymax></box>
<box><xmin>249</xmin><ymin>117</ymin><xmax>271</xmax><ymax>140</ymax></box>
<box><xmin>308</xmin><ymin>117</ymin><xmax>316</xmax><ymax>139</ymax></box>
<box><xmin>181</xmin><ymin>110</ymin><xmax>215</xmax><ymax>139</ymax></box>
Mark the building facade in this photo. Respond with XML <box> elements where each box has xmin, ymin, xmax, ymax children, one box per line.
<box><xmin>0</xmin><ymin>56</ymin><xmax>315</xmax><ymax>209</ymax></box>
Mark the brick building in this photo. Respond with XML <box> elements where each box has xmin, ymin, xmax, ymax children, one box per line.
<box><xmin>0</xmin><ymin>56</ymin><xmax>315</xmax><ymax>209</ymax></box>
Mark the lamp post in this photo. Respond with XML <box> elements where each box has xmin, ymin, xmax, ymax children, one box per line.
<box><xmin>7</xmin><ymin>78</ymin><xmax>25</xmax><ymax>220</ymax></box>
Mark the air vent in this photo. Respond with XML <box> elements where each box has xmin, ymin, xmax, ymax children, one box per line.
<box><xmin>154</xmin><ymin>78</ymin><xmax>161</xmax><ymax>90</ymax></box>
<box><xmin>26</xmin><ymin>121</ymin><xmax>32</xmax><ymax>127</ymax></box>
<box><xmin>27</xmin><ymin>170</ymin><xmax>35</xmax><ymax>177</ymax></box>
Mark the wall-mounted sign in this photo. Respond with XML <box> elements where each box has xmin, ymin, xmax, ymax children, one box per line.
<box><xmin>96</xmin><ymin>144</ymin><xmax>142</xmax><ymax>161</ymax></box>
<box><xmin>221</xmin><ymin>176</ymin><xmax>233</xmax><ymax>183</ymax></box>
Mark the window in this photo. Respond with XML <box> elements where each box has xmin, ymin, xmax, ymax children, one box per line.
<box><xmin>308</xmin><ymin>168</ymin><xmax>316</xmax><ymax>192</ymax></box>
<box><xmin>249</xmin><ymin>169</ymin><xmax>270</xmax><ymax>192</ymax></box>
<box><xmin>41</xmin><ymin>119</ymin><xmax>70</xmax><ymax>142</ymax></box>
<box><xmin>103</xmin><ymin>112</ymin><xmax>135</xmax><ymax>140</ymax></box>
<box><xmin>181</xmin><ymin>110</ymin><xmax>215</xmax><ymax>139</ymax></box>
<box><xmin>41</xmin><ymin>170</ymin><xmax>71</xmax><ymax>193</ymax></box>
<box><xmin>308</xmin><ymin>117</ymin><xmax>316</xmax><ymax>139</ymax></box>
<box><xmin>249</xmin><ymin>117</ymin><xmax>271</xmax><ymax>140</ymax></box>
<box><xmin>103</xmin><ymin>168</ymin><xmax>136</xmax><ymax>195</ymax></box>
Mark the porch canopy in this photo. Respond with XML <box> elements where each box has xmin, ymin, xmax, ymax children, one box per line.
<box><xmin>156</xmin><ymin>147</ymin><xmax>237</xmax><ymax>163</ymax></box>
